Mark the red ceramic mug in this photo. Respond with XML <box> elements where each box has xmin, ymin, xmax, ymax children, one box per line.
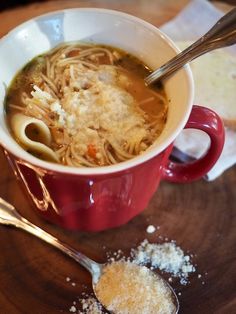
<box><xmin>0</xmin><ymin>9</ymin><xmax>225</xmax><ymax>231</ymax></box>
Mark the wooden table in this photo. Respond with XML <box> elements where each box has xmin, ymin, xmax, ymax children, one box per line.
<box><xmin>0</xmin><ymin>1</ymin><xmax>235</xmax><ymax>313</ymax></box>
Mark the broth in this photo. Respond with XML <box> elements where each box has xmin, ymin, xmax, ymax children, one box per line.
<box><xmin>5</xmin><ymin>43</ymin><xmax>168</xmax><ymax>167</ymax></box>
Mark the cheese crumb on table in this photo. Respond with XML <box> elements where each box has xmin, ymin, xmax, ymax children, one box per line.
<box><xmin>146</xmin><ymin>225</ymin><xmax>156</xmax><ymax>233</ymax></box>
<box><xmin>79</xmin><ymin>297</ymin><xmax>104</xmax><ymax>314</ymax></box>
<box><xmin>69</xmin><ymin>297</ymin><xmax>104</xmax><ymax>314</ymax></box>
<box><xmin>69</xmin><ymin>305</ymin><xmax>77</xmax><ymax>313</ymax></box>
<box><xmin>95</xmin><ymin>261</ymin><xmax>176</xmax><ymax>314</ymax></box>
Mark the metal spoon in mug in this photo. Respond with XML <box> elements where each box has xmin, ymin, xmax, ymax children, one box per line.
<box><xmin>145</xmin><ymin>8</ymin><xmax>236</xmax><ymax>85</ymax></box>
<box><xmin>0</xmin><ymin>197</ymin><xmax>179</xmax><ymax>313</ymax></box>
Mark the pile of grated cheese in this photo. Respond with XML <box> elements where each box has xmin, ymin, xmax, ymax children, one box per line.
<box><xmin>131</xmin><ymin>240</ymin><xmax>195</xmax><ymax>285</ymax></box>
<box><xmin>94</xmin><ymin>261</ymin><xmax>176</xmax><ymax>314</ymax></box>
<box><xmin>30</xmin><ymin>64</ymin><xmax>150</xmax><ymax>158</ymax></box>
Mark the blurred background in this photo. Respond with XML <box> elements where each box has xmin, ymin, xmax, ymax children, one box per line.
<box><xmin>0</xmin><ymin>0</ymin><xmax>235</xmax><ymax>11</ymax></box>
<box><xmin>0</xmin><ymin>0</ymin><xmax>47</xmax><ymax>11</ymax></box>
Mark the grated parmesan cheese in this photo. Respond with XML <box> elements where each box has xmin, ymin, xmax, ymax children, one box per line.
<box><xmin>66</xmin><ymin>235</ymin><xmax>197</xmax><ymax>313</ymax></box>
<box><xmin>146</xmin><ymin>225</ymin><xmax>156</xmax><ymax>233</ymax></box>
<box><xmin>131</xmin><ymin>240</ymin><xmax>195</xmax><ymax>283</ymax></box>
<box><xmin>31</xmin><ymin>85</ymin><xmax>52</xmax><ymax>101</ymax></box>
<box><xmin>69</xmin><ymin>305</ymin><xmax>77</xmax><ymax>313</ymax></box>
<box><xmin>79</xmin><ymin>297</ymin><xmax>104</xmax><ymax>314</ymax></box>
<box><xmin>95</xmin><ymin>261</ymin><xmax>176</xmax><ymax>314</ymax></box>
<box><xmin>29</xmin><ymin>65</ymin><xmax>150</xmax><ymax>158</ymax></box>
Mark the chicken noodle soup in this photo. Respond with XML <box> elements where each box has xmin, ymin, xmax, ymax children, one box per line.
<box><xmin>5</xmin><ymin>43</ymin><xmax>168</xmax><ymax>167</ymax></box>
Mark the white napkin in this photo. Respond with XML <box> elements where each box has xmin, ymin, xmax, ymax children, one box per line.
<box><xmin>160</xmin><ymin>0</ymin><xmax>236</xmax><ymax>180</ymax></box>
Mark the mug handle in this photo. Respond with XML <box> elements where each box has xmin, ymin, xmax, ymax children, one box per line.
<box><xmin>162</xmin><ymin>105</ymin><xmax>225</xmax><ymax>183</ymax></box>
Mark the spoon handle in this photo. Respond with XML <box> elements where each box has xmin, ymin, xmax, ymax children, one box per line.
<box><xmin>145</xmin><ymin>8</ymin><xmax>236</xmax><ymax>85</ymax></box>
<box><xmin>0</xmin><ymin>197</ymin><xmax>99</xmax><ymax>274</ymax></box>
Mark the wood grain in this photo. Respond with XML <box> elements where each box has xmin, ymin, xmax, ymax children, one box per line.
<box><xmin>0</xmin><ymin>1</ymin><xmax>236</xmax><ymax>313</ymax></box>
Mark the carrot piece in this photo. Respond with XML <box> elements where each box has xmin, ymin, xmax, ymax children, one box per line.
<box><xmin>67</xmin><ymin>50</ymin><xmax>80</xmax><ymax>58</ymax></box>
<box><xmin>87</xmin><ymin>144</ymin><xmax>97</xmax><ymax>159</ymax></box>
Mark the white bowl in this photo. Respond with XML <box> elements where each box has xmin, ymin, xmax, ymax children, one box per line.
<box><xmin>0</xmin><ymin>8</ymin><xmax>194</xmax><ymax>175</ymax></box>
